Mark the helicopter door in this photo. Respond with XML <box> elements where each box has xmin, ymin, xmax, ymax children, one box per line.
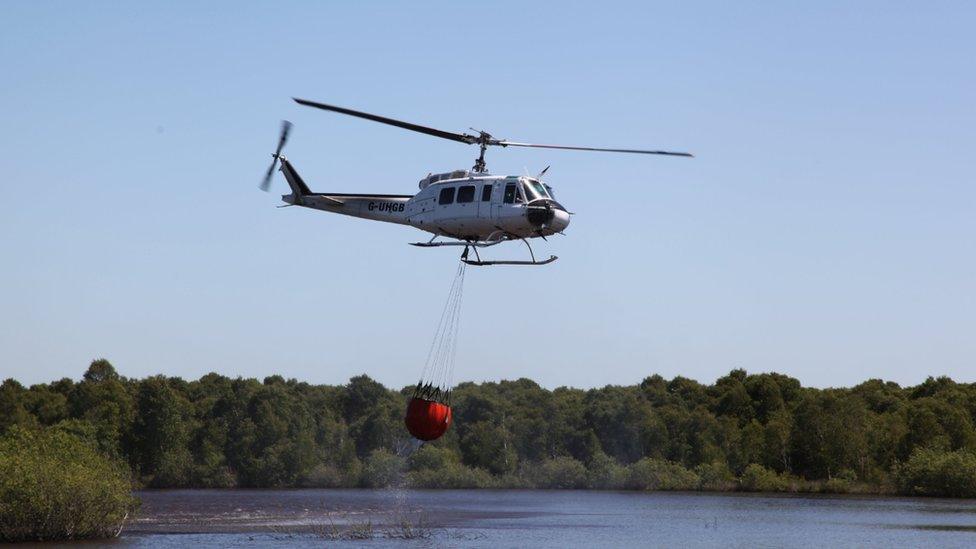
<box><xmin>478</xmin><ymin>183</ymin><xmax>495</xmax><ymax>219</ymax></box>
<box><xmin>493</xmin><ymin>181</ymin><xmax>524</xmax><ymax>230</ymax></box>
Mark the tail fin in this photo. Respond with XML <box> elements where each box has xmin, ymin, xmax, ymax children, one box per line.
<box><xmin>278</xmin><ymin>157</ymin><xmax>312</xmax><ymax>199</ymax></box>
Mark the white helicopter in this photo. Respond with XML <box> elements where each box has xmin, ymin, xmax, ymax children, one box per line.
<box><xmin>261</xmin><ymin>99</ymin><xmax>692</xmax><ymax>266</ymax></box>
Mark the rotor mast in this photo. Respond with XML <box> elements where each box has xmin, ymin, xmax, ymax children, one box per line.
<box><xmin>472</xmin><ymin>131</ymin><xmax>494</xmax><ymax>173</ymax></box>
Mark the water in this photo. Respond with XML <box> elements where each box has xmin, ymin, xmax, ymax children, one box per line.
<box><xmin>104</xmin><ymin>490</ymin><xmax>976</xmax><ymax>547</ymax></box>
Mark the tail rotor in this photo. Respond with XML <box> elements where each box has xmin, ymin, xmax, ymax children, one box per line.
<box><xmin>260</xmin><ymin>120</ymin><xmax>293</xmax><ymax>192</ymax></box>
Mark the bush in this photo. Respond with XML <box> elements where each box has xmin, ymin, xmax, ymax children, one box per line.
<box><xmin>739</xmin><ymin>463</ymin><xmax>789</xmax><ymax>492</ymax></box>
<box><xmin>300</xmin><ymin>464</ymin><xmax>351</xmax><ymax>488</ymax></box>
<box><xmin>820</xmin><ymin>469</ymin><xmax>857</xmax><ymax>494</ymax></box>
<box><xmin>407</xmin><ymin>444</ymin><xmax>459</xmax><ymax>472</ymax></box>
<box><xmin>625</xmin><ymin>458</ymin><xmax>700</xmax><ymax>491</ymax></box>
<box><xmin>533</xmin><ymin>457</ymin><xmax>588</xmax><ymax>489</ymax></box>
<box><xmin>405</xmin><ymin>445</ymin><xmax>497</xmax><ymax>488</ymax></box>
<box><xmin>898</xmin><ymin>448</ymin><xmax>976</xmax><ymax>497</ymax></box>
<box><xmin>0</xmin><ymin>426</ymin><xmax>136</xmax><ymax>542</ymax></box>
<box><xmin>361</xmin><ymin>449</ymin><xmax>405</xmax><ymax>488</ymax></box>
<box><xmin>822</xmin><ymin>477</ymin><xmax>852</xmax><ymax>493</ymax></box>
<box><xmin>695</xmin><ymin>462</ymin><xmax>736</xmax><ymax>491</ymax></box>
<box><xmin>191</xmin><ymin>464</ymin><xmax>238</xmax><ymax>489</ymax></box>
<box><xmin>586</xmin><ymin>452</ymin><xmax>628</xmax><ymax>489</ymax></box>
<box><xmin>408</xmin><ymin>462</ymin><xmax>496</xmax><ymax>488</ymax></box>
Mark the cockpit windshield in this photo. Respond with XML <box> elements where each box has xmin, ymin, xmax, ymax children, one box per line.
<box><xmin>521</xmin><ymin>178</ymin><xmax>550</xmax><ymax>201</ymax></box>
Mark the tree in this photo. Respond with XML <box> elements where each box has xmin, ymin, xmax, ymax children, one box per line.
<box><xmin>790</xmin><ymin>391</ymin><xmax>868</xmax><ymax>479</ymax></box>
<box><xmin>5</xmin><ymin>359</ymin><xmax>976</xmax><ymax>495</ymax></box>
<box><xmin>459</xmin><ymin>421</ymin><xmax>516</xmax><ymax>475</ymax></box>
<box><xmin>0</xmin><ymin>380</ymin><xmax>34</xmax><ymax>434</ymax></box>
<box><xmin>69</xmin><ymin>364</ymin><xmax>134</xmax><ymax>459</ymax></box>
<box><xmin>132</xmin><ymin>376</ymin><xmax>192</xmax><ymax>486</ymax></box>
<box><xmin>744</xmin><ymin>374</ymin><xmax>786</xmax><ymax>422</ymax></box>
<box><xmin>83</xmin><ymin>359</ymin><xmax>121</xmax><ymax>383</ymax></box>
<box><xmin>584</xmin><ymin>386</ymin><xmax>665</xmax><ymax>463</ymax></box>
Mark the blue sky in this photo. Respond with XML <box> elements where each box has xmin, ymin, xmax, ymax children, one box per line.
<box><xmin>2</xmin><ymin>2</ymin><xmax>973</xmax><ymax>389</ymax></box>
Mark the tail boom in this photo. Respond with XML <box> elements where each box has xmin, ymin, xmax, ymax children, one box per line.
<box><xmin>277</xmin><ymin>158</ymin><xmax>412</xmax><ymax>225</ymax></box>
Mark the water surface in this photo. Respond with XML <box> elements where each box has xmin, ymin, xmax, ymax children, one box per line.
<box><xmin>112</xmin><ymin>489</ymin><xmax>976</xmax><ymax>547</ymax></box>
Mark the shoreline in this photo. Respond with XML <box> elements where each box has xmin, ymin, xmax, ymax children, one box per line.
<box><xmin>131</xmin><ymin>486</ymin><xmax>975</xmax><ymax>501</ymax></box>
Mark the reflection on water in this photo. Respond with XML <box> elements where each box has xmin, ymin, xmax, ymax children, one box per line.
<box><xmin>115</xmin><ymin>489</ymin><xmax>976</xmax><ymax>548</ymax></box>
<box><xmin>898</xmin><ymin>524</ymin><xmax>976</xmax><ymax>532</ymax></box>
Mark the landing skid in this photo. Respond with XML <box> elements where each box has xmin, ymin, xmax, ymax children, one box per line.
<box><xmin>461</xmin><ymin>238</ymin><xmax>557</xmax><ymax>266</ymax></box>
<box><xmin>410</xmin><ymin>235</ymin><xmax>557</xmax><ymax>266</ymax></box>
<box><xmin>461</xmin><ymin>255</ymin><xmax>558</xmax><ymax>267</ymax></box>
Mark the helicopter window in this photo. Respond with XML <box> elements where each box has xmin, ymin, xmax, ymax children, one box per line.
<box><xmin>457</xmin><ymin>185</ymin><xmax>475</xmax><ymax>203</ymax></box>
<box><xmin>521</xmin><ymin>182</ymin><xmax>540</xmax><ymax>201</ymax></box>
<box><xmin>481</xmin><ymin>184</ymin><xmax>492</xmax><ymax>202</ymax></box>
<box><xmin>438</xmin><ymin>187</ymin><xmax>455</xmax><ymax>205</ymax></box>
<box><xmin>525</xmin><ymin>179</ymin><xmax>549</xmax><ymax>199</ymax></box>
<box><xmin>503</xmin><ymin>184</ymin><xmax>517</xmax><ymax>204</ymax></box>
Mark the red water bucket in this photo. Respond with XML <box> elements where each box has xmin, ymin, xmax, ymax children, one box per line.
<box><xmin>404</xmin><ymin>397</ymin><xmax>453</xmax><ymax>441</ymax></box>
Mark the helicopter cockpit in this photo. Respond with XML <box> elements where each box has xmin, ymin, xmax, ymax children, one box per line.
<box><xmin>518</xmin><ymin>177</ymin><xmax>566</xmax><ymax>212</ymax></box>
<box><xmin>520</xmin><ymin>178</ymin><xmax>550</xmax><ymax>201</ymax></box>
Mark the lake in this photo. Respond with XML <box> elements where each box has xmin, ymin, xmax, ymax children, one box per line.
<box><xmin>111</xmin><ymin>489</ymin><xmax>976</xmax><ymax>547</ymax></box>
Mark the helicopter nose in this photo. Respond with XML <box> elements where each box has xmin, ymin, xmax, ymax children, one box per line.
<box><xmin>551</xmin><ymin>208</ymin><xmax>571</xmax><ymax>233</ymax></box>
<box><xmin>527</xmin><ymin>204</ymin><xmax>556</xmax><ymax>227</ymax></box>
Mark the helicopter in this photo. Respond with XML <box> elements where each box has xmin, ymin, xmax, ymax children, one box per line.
<box><xmin>260</xmin><ymin>99</ymin><xmax>692</xmax><ymax>266</ymax></box>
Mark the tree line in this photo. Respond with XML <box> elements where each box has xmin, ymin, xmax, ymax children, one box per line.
<box><xmin>2</xmin><ymin>359</ymin><xmax>975</xmax><ymax>496</ymax></box>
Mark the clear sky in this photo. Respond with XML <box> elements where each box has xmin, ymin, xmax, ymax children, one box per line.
<box><xmin>2</xmin><ymin>2</ymin><xmax>973</xmax><ymax>389</ymax></box>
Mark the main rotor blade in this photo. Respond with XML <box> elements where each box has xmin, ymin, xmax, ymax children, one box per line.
<box><xmin>293</xmin><ymin>98</ymin><xmax>477</xmax><ymax>144</ymax></box>
<box><xmin>495</xmin><ymin>141</ymin><xmax>693</xmax><ymax>157</ymax></box>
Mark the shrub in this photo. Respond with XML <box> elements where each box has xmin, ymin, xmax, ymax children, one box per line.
<box><xmin>408</xmin><ymin>462</ymin><xmax>496</xmax><ymax>488</ymax></box>
<box><xmin>361</xmin><ymin>449</ymin><xmax>405</xmax><ymax>488</ymax></box>
<box><xmin>533</xmin><ymin>457</ymin><xmax>588</xmax><ymax>489</ymax></box>
<box><xmin>625</xmin><ymin>458</ymin><xmax>700</xmax><ymax>491</ymax></box>
<box><xmin>406</xmin><ymin>445</ymin><xmax>496</xmax><ymax>488</ymax></box>
<box><xmin>496</xmin><ymin>472</ymin><xmax>532</xmax><ymax>488</ymax></box>
<box><xmin>695</xmin><ymin>462</ymin><xmax>736</xmax><ymax>491</ymax></box>
<box><xmin>823</xmin><ymin>477</ymin><xmax>852</xmax><ymax>493</ymax></box>
<box><xmin>301</xmin><ymin>464</ymin><xmax>350</xmax><ymax>488</ymax></box>
<box><xmin>820</xmin><ymin>469</ymin><xmax>857</xmax><ymax>494</ymax></box>
<box><xmin>739</xmin><ymin>463</ymin><xmax>789</xmax><ymax>492</ymax></box>
<box><xmin>897</xmin><ymin>448</ymin><xmax>976</xmax><ymax>497</ymax></box>
<box><xmin>407</xmin><ymin>444</ymin><xmax>459</xmax><ymax>472</ymax></box>
<box><xmin>0</xmin><ymin>426</ymin><xmax>136</xmax><ymax>542</ymax></box>
<box><xmin>586</xmin><ymin>452</ymin><xmax>628</xmax><ymax>489</ymax></box>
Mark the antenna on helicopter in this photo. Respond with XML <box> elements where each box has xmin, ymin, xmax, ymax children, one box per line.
<box><xmin>292</xmin><ymin>98</ymin><xmax>692</xmax><ymax>173</ymax></box>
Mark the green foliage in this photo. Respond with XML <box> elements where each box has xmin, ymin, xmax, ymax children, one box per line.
<box><xmin>133</xmin><ymin>376</ymin><xmax>193</xmax><ymax>486</ymax></box>
<box><xmin>625</xmin><ymin>458</ymin><xmax>700</xmax><ymax>491</ymax></box>
<box><xmin>408</xmin><ymin>444</ymin><xmax>459</xmax><ymax>471</ymax></box>
<box><xmin>0</xmin><ymin>426</ymin><xmax>136</xmax><ymax>542</ymax></box>
<box><xmin>361</xmin><ymin>449</ymin><xmax>406</xmax><ymax>488</ymax></box>
<box><xmin>739</xmin><ymin>464</ymin><xmax>791</xmax><ymax>492</ymax></box>
<box><xmin>585</xmin><ymin>451</ymin><xmax>628</xmax><ymax>489</ymax></box>
<box><xmin>459</xmin><ymin>421</ymin><xmax>517</xmax><ymax>475</ymax></box>
<box><xmin>0</xmin><ymin>380</ymin><xmax>38</xmax><ymax>434</ymax></box>
<box><xmin>5</xmin><ymin>362</ymin><xmax>976</xmax><ymax>497</ymax></box>
<box><xmin>531</xmin><ymin>457</ymin><xmax>589</xmax><ymax>489</ymax></box>
<box><xmin>897</xmin><ymin>448</ymin><xmax>976</xmax><ymax>497</ymax></box>
<box><xmin>69</xmin><ymin>360</ymin><xmax>134</xmax><ymax>459</ymax></box>
<box><xmin>695</xmin><ymin>462</ymin><xmax>736</xmax><ymax>491</ymax></box>
<box><xmin>408</xmin><ymin>460</ymin><xmax>496</xmax><ymax>489</ymax></box>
